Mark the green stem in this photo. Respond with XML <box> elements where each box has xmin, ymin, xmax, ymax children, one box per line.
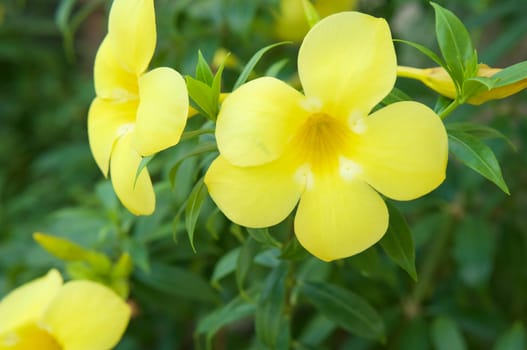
<box><xmin>438</xmin><ymin>99</ymin><xmax>460</xmax><ymax>119</ymax></box>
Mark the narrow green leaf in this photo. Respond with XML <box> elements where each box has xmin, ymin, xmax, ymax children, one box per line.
<box><xmin>256</xmin><ymin>263</ymin><xmax>289</xmax><ymax>348</ymax></box>
<box><xmin>123</xmin><ymin>238</ymin><xmax>150</xmax><ymax>273</ymax></box>
<box><xmin>493</xmin><ymin>323</ymin><xmax>526</xmax><ymax>350</ymax></box>
<box><xmin>301</xmin><ymin>0</ymin><xmax>320</xmax><ymax>28</ymax></box>
<box><xmin>431</xmin><ymin>2</ymin><xmax>476</xmax><ymax>85</ymax></box>
<box><xmin>233</xmin><ymin>42</ymin><xmax>291</xmax><ymax>90</ymax></box>
<box><xmin>394</xmin><ymin>39</ymin><xmax>446</xmax><ymax>67</ymax></box>
<box><xmin>168</xmin><ymin>141</ymin><xmax>217</xmax><ymax>189</ymax></box>
<box><xmin>462</xmin><ymin>77</ymin><xmax>493</xmax><ymax>102</ymax></box>
<box><xmin>490</xmin><ymin>60</ymin><xmax>527</xmax><ymax>87</ymax></box>
<box><xmin>196</xmin><ymin>293</ymin><xmax>256</xmax><ymax>336</ymax></box>
<box><xmin>280</xmin><ymin>236</ymin><xmax>309</xmax><ymax>261</ymax></box>
<box><xmin>211</xmin><ymin>247</ymin><xmax>241</xmax><ymax>286</ymax></box>
<box><xmin>265</xmin><ymin>58</ymin><xmax>289</xmax><ymax>78</ymax></box>
<box><xmin>210</xmin><ymin>62</ymin><xmax>225</xmax><ymax>119</ymax></box>
<box><xmin>448</xmin><ymin>130</ymin><xmax>510</xmax><ymax>194</ymax></box>
<box><xmin>379</xmin><ymin>202</ymin><xmax>417</xmax><ymax>281</ymax></box>
<box><xmin>134</xmin><ymin>155</ymin><xmax>154</xmax><ymax>188</ymax></box>
<box><xmin>381</xmin><ymin>87</ymin><xmax>412</xmax><ymax>106</ymax></box>
<box><xmin>180</xmin><ymin>128</ymin><xmax>215</xmax><ymax>142</ymax></box>
<box><xmin>247</xmin><ymin>227</ymin><xmax>282</xmax><ymax>248</ymax></box>
<box><xmin>299</xmin><ymin>281</ymin><xmax>386</xmax><ymax>342</ymax></box>
<box><xmin>298</xmin><ymin>315</ymin><xmax>336</xmax><ymax>347</ymax></box>
<box><xmin>447</xmin><ymin>122</ymin><xmax>515</xmax><ymax>150</ymax></box>
<box><xmin>431</xmin><ymin>317</ymin><xmax>467</xmax><ymax>350</ymax></box>
<box><xmin>185</xmin><ymin>177</ymin><xmax>208</xmax><ymax>252</ymax></box>
<box><xmin>236</xmin><ymin>236</ymin><xmax>260</xmax><ymax>293</ymax></box>
<box><xmin>55</xmin><ymin>0</ymin><xmax>76</xmax><ymax>34</ymax></box>
<box><xmin>186</xmin><ymin>76</ymin><xmax>215</xmax><ymax>119</ymax></box>
<box><xmin>195</xmin><ymin>50</ymin><xmax>214</xmax><ymax>85</ymax></box>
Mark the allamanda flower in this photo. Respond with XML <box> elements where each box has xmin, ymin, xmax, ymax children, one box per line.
<box><xmin>205</xmin><ymin>12</ymin><xmax>448</xmax><ymax>261</ymax></box>
<box><xmin>397</xmin><ymin>64</ymin><xmax>527</xmax><ymax>105</ymax></box>
<box><xmin>0</xmin><ymin>269</ymin><xmax>130</xmax><ymax>350</ymax></box>
<box><xmin>88</xmin><ymin>0</ymin><xmax>188</xmax><ymax>215</ymax></box>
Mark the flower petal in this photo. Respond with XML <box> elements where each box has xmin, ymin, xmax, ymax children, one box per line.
<box><xmin>356</xmin><ymin>101</ymin><xmax>448</xmax><ymax>200</ymax></box>
<box><xmin>294</xmin><ymin>174</ymin><xmax>388</xmax><ymax>261</ymax></box>
<box><xmin>93</xmin><ymin>36</ymin><xmax>138</xmax><ymax>100</ymax></box>
<box><xmin>298</xmin><ymin>12</ymin><xmax>396</xmax><ymax>118</ymax></box>
<box><xmin>41</xmin><ymin>281</ymin><xmax>130</xmax><ymax>350</ymax></box>
<box><xmin>216</xmin><ymin>77</ymin><xmax>308</xmax><ymax>167</ymax></box>
<box><xmin>205</xmin><ymin>155</ymin><xmax>304</xmax><ymax>227</ymax></box>
<box><xmin>135</xmin><ymin>67</ymin><xmax>189</xmax><ymax>156</ymax></box>
<box><xmin>108</xmin><ymin>0</ymin><xmax>155</xmax><ymax>75</ymax></box>
<box><xmin>110</xmin><ymin>131</ymin><xmax>155</xmax><ymax>215</ymax></box>
<box><xmin>0</xmin><ymin>270</ymin><xmax>62</xmax><ymax>334</ymax></box>
<box><xmin>87</xmin><ymin>98</ymin><xmax>137</xmax><ymax>177</ymax></box>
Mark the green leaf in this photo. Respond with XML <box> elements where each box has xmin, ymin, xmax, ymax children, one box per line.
<box><xmin>265</xmin><ymin>58</ymin><xmax>289</xmax><ymax>78</ymax></box>
<box><xmin>462</xmin><ymin>77</ymin><xmax>493</xmax><ymax>102</ymax></box>
<box><xmin>298</xmin><ymin>315</ymin><xmax>336</xmax><ymax>347</ymax></box>
<box><xmin>196</xmin><ymin>293</ymin><xmax>256</xmax><ymax>338</ymax></box>
<box><xmin>448</xmin><ymin>130</ymin><xmax>510</xmax><ymax>194</ymax></box>
<box><xmin>180</xmin><ymin>128</ymin><xmax>215</xmax><ymax>142</ymax></box>
<box><xmin>301</xmin><ymin>0</ymin><xmax>320</xmax><ymax>28</ymax></box>
<box><xmin>379</xmin><ymin>202</ymin><xmax>417</xmax><ymax>281</ymax></box>
<box><xmin>431</xmin><ymin>2</ymin><xmax>476</xmax><ymax>85</ymax></box>
<box><xmin>394</xmin><ymin>39</ymin><xmax>446</xmax><ymax>67</ymax></box>
<box><xmin>134</xmin><ymin>155</ymin><xmax>154</xmax><ymax>188</ymax></box>
<box><xmin>447</xmin><ymin>122</ymin><xmax>515</xmax><ymax>150</ymax></box>
<box><xmin>236</xmin><ymin>236</ymin><xmax>260</xmax><ymax>293</ymax></box>
<box><xmin>185</xmin><ymin>177</ymin><xmax>208</xmax><ymax>252</ymax></box>
<box><xmin>233</xmin><ymin>42</ymin><xmax>291</xmax><ymax>90</ymax></box>
<box><xmin>211</xmin><ymin>247</ymin><xmax>241</xmax><ymax>287</ymax></box>
<box><xmin>135</xmin><ymin>262</ymin><xmax>219</xmax><ymax>303</ymax></box>
<box><xmin>381</xmin><ymin>87</ymin><xmax>412</xmax><ymax>106</ymax></box>
<box><xmin>493</xmin><ymin>323</ymin><xmax>526</xmax><ymax>350</ymax></box>
<box><xmin>168</xmin><ymin>141</ymin><xmax>217</xmax><ymax>189</ymax></box>
<box><xmin>256</xmin><ymin>263</ymin><xmax>289</xmax><ymax>348</ymax></box>
<box><xmin>186</xmin><ymin>76</ymin><xmax>216</xmax><ymax>119</ymax></box>
<box><xmin>123</xmin><ymin>238</ymin><xmax>150</xmax><ymax>273</ymax></box>
<box><xmin>431</xmin><ymin>317</ymin><xmax>467</xmax><ymax>350</ymax></box>
<box><xmin>195</xmin><ymin>50</ymin><xmax>214</xmax><ymax>85</ymax></box>
<box><xmin>299</xmin><ymin>281</ymin><xmax>386</xmax><ymax>342</ymax></box>
<box><xmin>280</xmin><ymin>236</ymin><xmax>309</xmax><ymax>261</ymax></box>
<box><xmin>490</xmin><ymin>60</ymin><xmax>527</xmax><ymax>87</ymax></box>
<box><xmin>247</xmin><ymin>227</ymin><xmax>282</xmax><ymax>248</ymax></box>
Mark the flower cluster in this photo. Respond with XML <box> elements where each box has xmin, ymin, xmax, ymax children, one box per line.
<box><xmin>87</xmin><ymin>3</ymin><xmax>449</xmax><ymax>262</ymax></box>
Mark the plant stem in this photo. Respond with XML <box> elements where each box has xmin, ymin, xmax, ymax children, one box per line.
<box><xmin>439</xmin><ymin>99</ymin><xmax>460</xmax><ymax>119</ymax></box>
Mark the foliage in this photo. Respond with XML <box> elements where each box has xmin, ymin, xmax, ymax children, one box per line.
<box><xmin>2</xmin><ymin>0</ymin><xmax>527</xmax><ymax>349</ymax></box>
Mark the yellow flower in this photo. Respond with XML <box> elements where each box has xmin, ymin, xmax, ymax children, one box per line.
<box><xmin>0</xmin><ymin>269</ymin><xmax>130</xmax><ymax>350</ymax></box>
<box><xmin>397</xmin><ymin>64</ymin><xmax>527</xmax><ymax>105</ymax></box>
<box><xmin>88</xmin><ymin>0</ymin><xmax>189</xmax><ymax>215</ymax></box>
<box><xmin>205</xmin><ymin>12</ymin><xmax>448</xmax><ymax>261</ymax></box>
<box><xmin>275</xmin><ymin>0</ymin><xmax>357</xmax><ymax>41</ymax></box>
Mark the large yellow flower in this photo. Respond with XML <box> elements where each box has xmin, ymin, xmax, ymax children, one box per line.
<box><xmin>397</xmin><ymin>64</ymin><xmax>527</xmax><ymax>105</ymax></box>
<box><xmin>88</xmin><ymin>0</ymin><xmax>188</xmax><ymax>215</ymax></box>
<box><xmin>205</xmin><ymin>12</ymin><xmax>448</xmax><ymax>261</ymax></box>
<box><xmin>0</xmin><ymin>269</ymin><xmax>130</xmax><ymax>350</ymax></box>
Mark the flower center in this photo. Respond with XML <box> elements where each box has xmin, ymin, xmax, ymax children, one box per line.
<box><xmin>1</xmin><ymin>323</ymin><xmax>62</xmax><ymax>350</ymax></box>
<box><xmin>289</xmin><ymin>113</ymin><xmax>357</xmax><ymax>176</ymax></box>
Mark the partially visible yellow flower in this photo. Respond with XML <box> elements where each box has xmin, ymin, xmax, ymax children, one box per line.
<box><xmin>397</xmin><ymin>64</ymin><xmax>527</xmax><ymax>105</ymax></box>
<box><xmin>205</xmin><ymin>12</ymin><xmax>448</xmax><ymax>261</ymax></box>
<box><xmin>88</xmin><ymin>0</ymin><xmax>189</xmax><ymax>215</ymax></box>
<box><xmin>0</xmin><ymin>269</ymin><xmax>130</xmax><ymax>350</ymax></box>
<box><xmin>275</xmin><ymin>0</ymin><xmax>357</xmax><ymax>41</ymax></box>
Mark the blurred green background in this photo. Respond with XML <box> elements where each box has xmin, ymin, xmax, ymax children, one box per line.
<box><xmin>1</xmin><ymin>0</ymin><xmax>526</xmax><ymax>349</ymax></box>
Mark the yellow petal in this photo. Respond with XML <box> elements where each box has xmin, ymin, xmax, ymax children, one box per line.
<box><xmin>355</xmin><ymin>101</ymin><xmax>448</xmax><ymax>200</ymax></box>
<box><xmin>41</xmin><ymin>281</ymin><xmax>130</xmax><ymax>350</ymax></box>
<box><xmin>108</xmin><ymin>0</ymin><xmax>155</xmax><ymax>75</ymax></box>
<box><xmin>0</xmin><ymin>270</ymin><xmax>62</xmax><ymax>334</ymax></box>
<box><xmin>0</xmin><ymin>323</ymin><xmax>61</xmax><ymax>350</ymax></box>
<box><xmin>205</xmin><ymin>155</ymin><xmax>304</xmax><ymax>228</ymax></box>
<box><xmin>298</xmin><ymin>12</ymin><xmax>396</xmax><ymax>118</ymax></box>
<box><xmin>93</xmin><ymin>36</ymin><xmax>138</xmax><ymax>100</ymax></box>
<box><xmin>397</xmin><ymin>66</ymin><xmax>456</xmax><ymax>99</ymax></box>
<box><xmin>87</xmin><ymin>98</ymin><xmax>137</xmax><ymax>177</ymax></box>
<box><xmin>110</xmin><ymin>131</ymin><xmax>155</xmax><ymax>215</ymax></box>
<box><xmin>216</xmin><ymin>77</ymin><xmax>308</xmax><ymax>167</ymax></box>
<box><xmin>294</xmin><ymin>174</ymin><xmax>388</xmax><ymax>261</ymax></box>
<box><xmin>135</xmin><ymin>67</ymin><xmax>189</xmax><ymax>156</ymax></box>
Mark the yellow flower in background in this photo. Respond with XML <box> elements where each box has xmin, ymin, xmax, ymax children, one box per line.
<box><xmin>397</xmin><ymin>64</ymin><xmax>527</xmax><ymax>105</ymax></box>
<box><xmin>0</xmin><ymin>269</ymin><xmax>130</xmax><ymax>350</ymax></box>
<box><xmin>88</xmin><ymin>0</ymin><xmax>189</xmax><ymax>215</ymax></box>
<box><xmin>205</xmin><ymin>12</ymin><xmax>448</xmax><ymax>261</ymax></box>
<box><xmin>275</xmin><ymin>0</ymin><xmax>357</xmax><ymax>41</ymax></box>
